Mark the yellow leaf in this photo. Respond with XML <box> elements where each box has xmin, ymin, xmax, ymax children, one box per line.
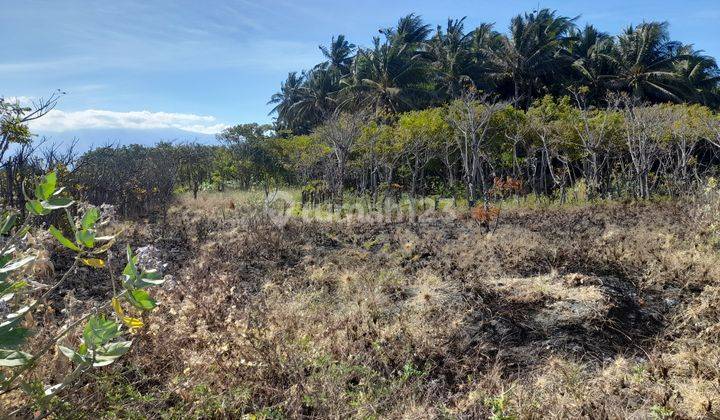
<box><xmin>111</xmin><ymin>297</ymin><xmax>124</xmax><ymax>317</ymax></box>
<box><xmin>92</xmin><ymin>236</ymin><xmax>118</xmax><ymax>254</ymax></box>
<box><xmin>80</xmin><ymin>258</ymin><xmax>105</xmax><ymax>268</ymax></box>
<box><xmin>122</xmin><ymin>316</ymin><xmax>144</xmax><ymax>334</ymax></box>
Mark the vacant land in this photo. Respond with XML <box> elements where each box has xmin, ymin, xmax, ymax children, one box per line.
<box><xmin>5</xmin><ymin>3</ymin><xmax>720</xmax><ymax>418</ymax></box>
<box><xmin>11</xmin><ymin>192</ymin><xmax>713</xmax><ymax>419</ymax></box>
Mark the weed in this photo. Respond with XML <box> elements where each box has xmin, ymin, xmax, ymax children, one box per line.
<box><xmin>484</xmin><ymin>390</ymin><xmax>515</xmax><ymax>420</ymax></box>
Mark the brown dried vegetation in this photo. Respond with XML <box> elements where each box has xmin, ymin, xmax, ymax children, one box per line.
<box><xmin>32</xmin><ymin>197</ymin><xmax>720</xmax><ymax>418</ymax></box>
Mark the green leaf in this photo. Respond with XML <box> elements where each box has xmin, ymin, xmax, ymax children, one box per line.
<box><xmin>75</xmin><ymin>230</ymin><xmax>96</xmax><ymax>248</ymax></box>
<box><xmin>0</xmin><ymin>323</ymin><xmax>30</xmax><ymax>349</ymax></box>
<box><xmin>126</xmin><ymin>289</ymin><xmax>156</xmax><ymax>310</ymax></box>
<box><xmin>81</xmin><ymin>208</ymin><xmax>100</xmax><ymax>229</ymax></box>
<box><xmin>82</xmin><ymin>316</ymin><xmax>120</xmax><ymax>348</ymax></box>
<box><xmin>16</xmin><ymin>225</ymin><xmax>30</xmax><ymax>237</ymax></box>
<box><xmin>0</xmin><ymin>245</ymin><xmax>17</xmax><ymax>265</ymax></box>
<box><xmin>138</xmin><ymin>270</ymin><xmax>165</xmax><ymax>287</ymax></box>
<box><xmin>35</xmin><ymin>172</ymin><xmax>57</xmax><ymax>201</ymax></box>
<box><xmin>0</xmin><ymin>213</ymin><xmax>17</xmax><ymax>235</ymax></box>
<box><xmin>65</xmin><ymin>208</ymin><xmax>77</xmax><ymax>235</ymax></box>
<box><xmin>58</xmin><ymin>346</ymin><xmax>87</xmax><ymax>365</ymax></box>
<box><xmin>0</xmin><ymin>280</ymin><xmax>27</xmax><ymax>301</ymax></box>
<box><xmin>142</xmin><ymin>270</ymin><xmax>162</xmax><ymax>280</ymax></box>
<box><xmin>49</xmin><ymin>226</ymin><xmax>81</xmax><ymax>252</ymax></box>
<box><xmin>0</xmin><ymin>256</ymin><xmax>35</xmax><ymax>274</ymax></box>
<box><xmin>92</xmin><ymin>341</ymin><xmax>132</xmax><ymax>367</ymax></box>
<box><xmin>41</xmin><ymin>197</ymin><xmax>74</xmax><ymax>210</ymax></box>
<box><xmin>26</xmin><ymin>200</ymin><xmax>50</xmax><ymax>216</ymax></box>
<box><xmin>6</xmin><ymin>305</ymin><xmax>31</xmax><ymax>320</ymax></box>
<box><xmin>0</xmin><ymin>349</ymin><xmax>32</xmax><ymax>367</ymax></box>
<box><xmin>123</xmin><ymin>246</ymin><xmax>140</xmax><ymax>285</ymax></box>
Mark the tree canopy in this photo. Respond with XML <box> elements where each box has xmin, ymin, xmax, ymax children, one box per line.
<box><xmin>269</xmin><ymin>9</ymin><xmax>720</xmax><ymax>134</ymax></box>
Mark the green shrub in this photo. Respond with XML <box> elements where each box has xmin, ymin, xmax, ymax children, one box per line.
<box><xmin>0</xmin><ymin>172</ymin><xmax>163</xmax><ymax>416</ymax></box>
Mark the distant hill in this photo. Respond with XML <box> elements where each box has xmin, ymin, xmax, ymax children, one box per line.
<box><xmin>33</xmin><ymin>127</ymin><xmax>219</xmax><ymax>153</ymax></box>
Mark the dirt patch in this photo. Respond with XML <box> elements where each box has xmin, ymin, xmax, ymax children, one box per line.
<box><xmin>480</xmin><ymin>273</ymin><xmax>659</xmax><ymax>360</ymax></box>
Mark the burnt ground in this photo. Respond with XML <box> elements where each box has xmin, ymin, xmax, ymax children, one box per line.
<box><xmin>28</xmin><ymin>198</ymin><xmax>720</xmax><ymax>418</ymax></box>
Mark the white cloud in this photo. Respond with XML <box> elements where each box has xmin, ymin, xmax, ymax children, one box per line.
<box><xmin>29</xmin><ymin>109</ymin><xmax>229</xmax><ymax>134</ymax></box>
<box><xmin>3</xmin><ymin>96</ymin><xmax>34</xmax><ymax>106</ymax></box>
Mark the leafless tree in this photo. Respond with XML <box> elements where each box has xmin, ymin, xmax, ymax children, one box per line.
<box><xmin>40</xmin><ymin>138</ymin><xmax>80</xmax><ymax>170</ymax></box>
<box><xmin>621</xmin><ymin>97</ymin><xmax>668</xmax><ymax>199</ymax></box>
<box><xmin>571</xmin><ymin>90</ymin><xmax>621</xmax><ymax>199</ymax></box>
<box><xmin>447</xmin><ymin>89</ymin><xmax>504</xmax><ymax>206</ymax></box>
<box><xmin>315</xmin><ymin>110</ymin><xmax>367</xmax><ymax>209</ymax></box>
<box><xmin>0</xmin><ymin>91</ymin><xmax>64</xmax><ymax>165</ymax></box>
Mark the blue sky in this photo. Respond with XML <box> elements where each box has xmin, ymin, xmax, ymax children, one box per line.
<box><xmin>3</xmin><ymin>0</ymin><xmax>720</xmax><ymax>135</ymax></box>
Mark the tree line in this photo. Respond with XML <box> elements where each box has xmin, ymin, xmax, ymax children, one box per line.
<box><xmin>268</xmin><ymin>92</ymin><xmax>720</xmax><ymax>208</ymax></box>
<box><xmin>67</xmin><ymin>92</ymin><xmax>720</xmax><ymax>215</ymax></box>
<box><xmin>6</xmin><ymin>92</ymin><xmax>720</xmax><ymax>218</ymax></box>
<box><xmin>270</xmin><ymin>9</ymin><xmax>720</xmax><ymax>135</ymax></box>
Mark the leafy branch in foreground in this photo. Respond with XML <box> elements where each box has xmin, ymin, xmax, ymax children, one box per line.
<box><xmin>0</xmin><ymin>171</ymin><xmax>163</xmax><ymax>414</ymax></box>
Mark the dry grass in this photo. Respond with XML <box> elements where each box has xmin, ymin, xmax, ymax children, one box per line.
<box><xmin>7</xmin><ymin>195</ymin><xmax>720</xmax><ymax>419</ymax></box>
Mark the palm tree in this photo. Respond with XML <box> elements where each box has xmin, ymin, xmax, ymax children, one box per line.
<box><xmin>291</xmin><ymin>69</ymin><xmax>339</xmax><ymax>131</ymax></box>
<box><xmin>483</xmin><ymin>9</ymin><xmax>577</xmax><ymax>107</ymax></box>
<box><xmin>673</xmin><ymin>46</ymin><xmax>720</xmax><ymax>106</ymax></box>
<box><xmin>605</xmin><ymin>22</ymin><xmax>688</xmax><ymax>102</ymax></box>
<box><xmin>569</xmin><ymin>24</ymin><xmax>615</xmax><ymax>99</ymax></box>
<box><xmin>381</xmin><ymin>13</ymin><xmax>432</xmax><ymax>45</ymax></box>
<box><xmin>268</xmin><ymin>69</ymin><xmax>338</xmax><ymax>133</ymax></box>
<box><xmin>271</xmin><ymin>10</ymin><xmax>720</xmax><ymax>132</ymax></box>
<box><xmin>341</xmin><ymin>37</ymin><xmax>429</xmax><ymax>115</ymax></box>
<box><xmin>427</xmin><ymin>17</ymin><xmax>476</xmax><ymax>100</ymax></box>
<box><xmin>318</xmin><ymin>35</ymin><xmax>356</xmax><ymax>76</ymax></box>
<box><xmin>468</xmin><ymin>23</ymin><xmax>505</xmax><ymax>92</ymax></box>
<box><xmin>268</xmin><ymin>72</ymin><xmax>305</xmax><ymax>131</ymax></box>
